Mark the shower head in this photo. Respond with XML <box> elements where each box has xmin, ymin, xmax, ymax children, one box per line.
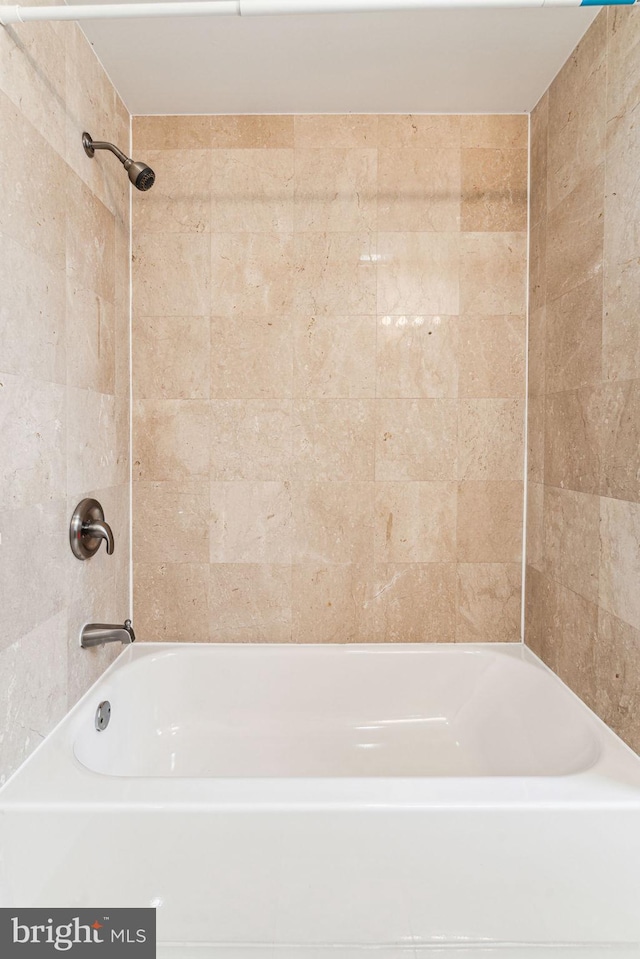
<box><xmin>125</xmin><ymin>160</ymin><xmax>156</xmax><ymax>192</ymax></box>
<box><xmin>82</xmin><ymin>132</ymin><xmax>155</xmax><ymax>192</ymax></box>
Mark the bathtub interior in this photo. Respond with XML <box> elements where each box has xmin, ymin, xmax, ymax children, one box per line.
<box><xmin>69</xmin><ymin>644</ymin><xmax>604</xmax><ymax>779</ymax></box>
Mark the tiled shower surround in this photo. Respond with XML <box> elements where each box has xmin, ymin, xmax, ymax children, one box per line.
<box><xmin>2</xmin><ymin>7</ymin><xmax>640</xmax><ymax>788</ymax></box>
<box><xmin>526</xmin><ymin>8</ymin><xmax>640</xmax><ymax>753</ymax></box>
<box><xmin>0</xmin><ymin>24</ymin><xmax>131</xmax><ymax>782</ymax></box>
<box><xmin>132</xmin><ymin>114</ymin><xmax>528</xmax><ymax>645</ymax></box>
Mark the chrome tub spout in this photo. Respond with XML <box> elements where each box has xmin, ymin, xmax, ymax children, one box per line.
<box><xmin>81</xmin><ymin>619</ymin><xmax>136</xmax><ymax>648</ymax></box>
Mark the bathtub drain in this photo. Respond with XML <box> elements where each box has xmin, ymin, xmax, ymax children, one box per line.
<box><xmin>95</xmin><ymin>700</ymin><xmax>111</xmax><ymax>731</ymax></box>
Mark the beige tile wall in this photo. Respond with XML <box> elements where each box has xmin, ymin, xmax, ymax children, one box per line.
<box><xmin>132</xmin><ymin>113</ymin><xmax>527</xmax><ymax>644</ymax></box>
<box><xmin>0</xmin><ymin>22</ymin><xmax>131</xmax><ymax>782</ymax></box>
<box><xmin>526</xmin><ymin>8</ymin><xmax>640</xmax><ymax>753</ymax></box>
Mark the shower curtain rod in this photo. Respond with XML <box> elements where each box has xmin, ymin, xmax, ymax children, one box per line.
<box><xmin>0</xmin><ymin>0</ymin><xmax>634</xmax><ymax>25</ymax></box>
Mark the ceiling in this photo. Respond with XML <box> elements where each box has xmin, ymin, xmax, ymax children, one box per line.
<box><xmin>76</xmin><ymin>3</ymin><xmax>598</xmax><ymax>116</ymax></box>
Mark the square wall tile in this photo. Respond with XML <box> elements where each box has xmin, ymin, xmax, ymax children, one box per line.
<box><xmin>376</xmin><ymin>315</ymin><xmax>458</xmax><ymax>399</ymax></box>
<box><xmin>0</xmin><ymin>374</ymin><xmax>66</xmax><ymax>510</ymax></box>
<box><xmin>134</xmin><ymin>150</ymin><xmax>212</xmax><ymax>234</ymax></box>
<box><xmin>461</xmin><ymin>149</ymin><xmax>528</xmax><ymax>232</ymax></box>
<box><xmin>377</xmin><ymin>148</ymin><xmax>461</xmax><ymax>232</ymax></box>
<box><xmin>545</xmin><ymin>276</ymin><xmax>602</xmax><ymax>393</ymax></box>
<box><xmin>457</xmin><ymin>399</ymin><xmax>525</xmax><ymax>481</ymax></box>
<box><xmin>211</xmin><ymin>149</ymin><xmax>294</xmax><ymax>233</ymax></box>
<box><xmin>133</xmin><ymin>316</ymin><xmax>211</xmax><ymax>400</ymax></box>
<box><xmin>133</xmin><ymin>481</ymin><xmax>210</xmax><ymax>565</ymax></box>
<box><xmin>67</xmin><ymin>289</ymin><xmax>115</xmax><ymax>396</ymax></box>
<box><xmin>0</xmin><ymin>613</ymin><xmax>68</xmax><ymax>785</ymax></box>
<box><xmin>210</xmin><ymin>400</ymin><xmax>292</xmax><ymax>481</ymax></box>
<box><xmin>211</xmin><ymin>315</ymin><xmax>293</xmax><ymax>400</ymax></box>
<box><xmin>377</xmin><ymin>232</ymin><xmax>460</xmax><ymax>315</ymax></box>
<box><xmin>295</xmin><ymin>149</ymin><xmax>376</xmax><ymax>233</ymax></box>
<box><xmin>543</xmin><ymin>486</ymin><xmax>600</xmax><ymax>604</ymax></box>
<box><xmin>460</xmin><ymin>232</ymin><xmax>527</xmax><ymax>315</ymax></box>
<box><xmin>134</xmin><ymin>233</ymin><xmax>211</xmax><ymax>316</ymax></box>
<box><xmin>293</xmin><ymin>315</ymin><xmax>376</xmax><ymax>399</ymax></box>
<box><xmin>68</xmin><ymin>388</ymin><xmax>118</xmax><ymax>497</ymax></box>
<box><xmin>0</xmin><ymin>501</ymin><xmax>67</xmax><ymax>652</ymax></box>
<box><xmin>210</xmin><ymin>481</ymin><xmax>292</xmax><ymax>564</ymax></box>
<box><xmin>546</xmin><ymin>167</ymin><xmax>604</xmax><ymax>304</ymax></box>
<box><xmin>458</xmin><ymin>315</ymin><xmax>525</xmax><ymax>399</ymax></box>
<box><xmin>544</xmin><ymin>388</ymin><xmax>601</xmax><ymax>495</ymax></box>
<box><xmin>293</xmin><ymin>482</ymin><xmax>375</xmax><ymax>565</ymax></box>
<box><xmin>374</xmin><ymin>482</ymin><xmax>456</xmax><ymax>563</ymax></box>
<box><xmin>457</xmin><ymin>481</ymin><xmax>523</xmax><ymax>563</ymax></box>
<box><xmin>530</xmin><ymin>94</ymin><xmax>548</xmax><ymax>228</ymax></box>
<box><xmin>0</xmin><ymin>234</ymin><xmax>66</xmax><ymax>385</ymax></box>
<box><xmin>292</xmin><ymin>399</ymin><xmax>375</xmax><ymax>481</ymax></box>
<box><xmin>0</xmin><ymin>91</ymin><xmax>66</xmax><ymax>269</ymax></box>
<box><xmin>375</xmin><ymin>399</ymin><xmax>457</xmax><ymax>482</ymax></box>
<box><xmin>372</xmin><ymin>564</ymin><xmax>457</xmax><ymax>643</ymax></box>
<box><xmin>291</xmin><ymin>564</ymin><xmax>377</xmax><ymax>643</ymax></box>
<box><xmin>603</xmin><ymin>95</ymin><xmax>640</xmax><ymax>383</ymax></box>
<box><xmin>211</xmin><ymin>233</ymin><xmax>294</xmax><ymax>315</ymax></box>
<box><xmin>134</xmin><ymin>563</ymin><xmax>210</xmax><ymax>642</ymax></box>
<box><xmin>133</xmin><ymin>399</ymin><xmax>210</xmax><ymax>483</ymax></box>
<box><xmin>294</xmin><ymin>233</ymin><xmax>377</xmax><ymax>315</ymax></box>
<box><xmin>209</xmin><ymin>564</ymin><xmax>292</xmax><ymax>643</ymax></box>
<box><xmin>456</xmin><ymin>563</ymin><xmax>522</xmax><ymax>643</ymax></box>
<box><xmin>599</xmin><ymin>379</ymin><xmax>640</xmax><ymax>504</ymax></box>
<box><xmin>547</xmin><ymin>15</ymin><xmax>606</xmax><ymax>212</ymax></box>
<box><xmin>599</xmin><ymin>496</ymin><xmax>640</xmax><ymax>631</ymax></box>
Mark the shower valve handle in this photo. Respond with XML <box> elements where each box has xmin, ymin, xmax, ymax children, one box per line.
<box><xmin>82</xmin><ymin>519</ymin><xmax>115</xmax><ymax>555</ymax></box>
<box><xmin>69</xmin><ymin>498</ymin><xmax>115</xmax><ymax>560</ymax></box>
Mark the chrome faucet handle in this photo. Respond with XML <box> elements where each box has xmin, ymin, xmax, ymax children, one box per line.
<box><xmin>82</xmin><ymin>519</ymin><xmax>115</xmax><ymax>555</ymax></box>
<box><xmin>69</xmin><ymin>498</ymin><xmax>116</xmax><ymax>560</ymax></box>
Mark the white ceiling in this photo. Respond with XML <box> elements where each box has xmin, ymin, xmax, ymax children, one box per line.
<box><xmin>76</xmin><ymin>3</ymin><xmax>598</xmax><ymax>116</ymax></box>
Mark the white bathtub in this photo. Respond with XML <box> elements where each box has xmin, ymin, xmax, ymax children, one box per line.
<box><xmin>1</xmin><ymin>643</ymin><xmax>640</xmax><ymax>954</ymax></box>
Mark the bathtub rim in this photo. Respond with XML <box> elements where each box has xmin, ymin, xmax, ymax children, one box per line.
<box><xmin>2</xmin><ymin>642</ymin><xmax>640</xmax><ymax>811</ymax></box>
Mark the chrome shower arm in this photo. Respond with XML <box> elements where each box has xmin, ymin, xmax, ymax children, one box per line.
<box><xmin>81</xmin><ymin>132</ymin><xmax>155</xmax><ymax>191</ymax></box>
<box><xmin>89</xmin><ymin>140</ymin><xmax>128</xmax><ymax>164</ymax></box>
